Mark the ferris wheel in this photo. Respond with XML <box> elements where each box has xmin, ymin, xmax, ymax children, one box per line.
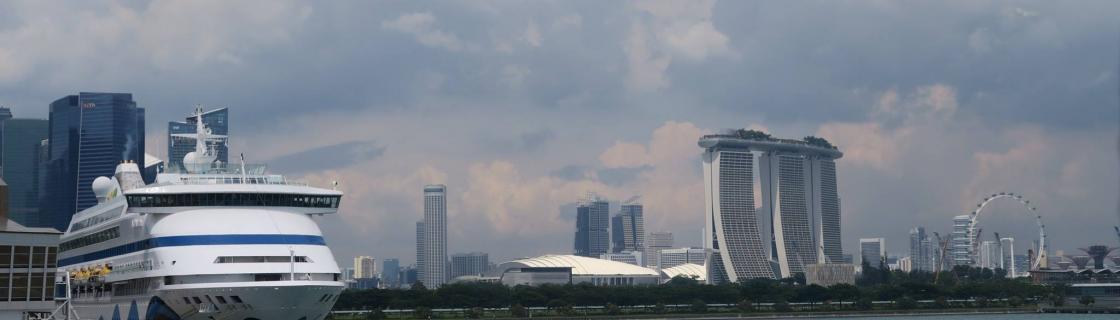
<box><xmin>967</xmin><ymin>192</ymin><xmax>1047</xmax><ymax>270</ymax></box>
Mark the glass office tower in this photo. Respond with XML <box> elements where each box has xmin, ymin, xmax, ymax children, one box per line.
<box><xmin>1</xmin><ymin>118</ymin><xmax>49</xmax><ymax>226</ymax></box>
<box><xmin>41</xmin><ymin>93</ymin><xmax>145</xmax><ymax>231</ymax></box>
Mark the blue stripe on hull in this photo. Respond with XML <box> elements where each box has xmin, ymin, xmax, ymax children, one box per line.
<box><xmin>59</xmin><ymin>234</ymin><xmax>326</xmax><ymax>266</ymax></box>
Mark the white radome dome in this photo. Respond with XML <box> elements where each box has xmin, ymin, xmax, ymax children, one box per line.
<box><xmin>92</xmin><ymin>176</ymin><xmax>114</xmax><ymax>202</ymax></box>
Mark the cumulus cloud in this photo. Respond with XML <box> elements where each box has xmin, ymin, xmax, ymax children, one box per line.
<box><xmin>0</xmin><ymin>1</ymin><xmax>311</xmax><ymax>84</ymax></box>
<box><xmin>382</xmin><ymin>12</ymin><xmax>471</xmax><ymax>52</ymax></box>
<box><xmin>622</xmin><ymin>0</ymin><xmax>734</xmax><ymax>92</ymax></box>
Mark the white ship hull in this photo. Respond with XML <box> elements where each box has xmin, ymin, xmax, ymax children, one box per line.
<box><xmin>70</xmin><ymin>281</ymin><xmax>342</xmax><ymax>320</ymax></box>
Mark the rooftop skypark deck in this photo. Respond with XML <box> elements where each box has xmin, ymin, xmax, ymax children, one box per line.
<box><xmin>698</xmin><ymin>129</ymin><xmax>843</xmax><ymax>159</ymax></box>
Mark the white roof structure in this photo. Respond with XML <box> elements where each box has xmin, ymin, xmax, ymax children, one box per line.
<box><xmin>499</xmin><ymin>254</ymin><xmax>659</xmax><ymax>276</ymax></box>
<box><xmin>661</xmin><ymin>263</ymin><xmax>706</xmax><ymax>281</ymax></box>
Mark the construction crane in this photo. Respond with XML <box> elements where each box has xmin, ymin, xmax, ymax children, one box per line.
<box><xmin>933</xmin><ymin>232</ymin><xmax>950</xmax><ymax>283</ymax></box>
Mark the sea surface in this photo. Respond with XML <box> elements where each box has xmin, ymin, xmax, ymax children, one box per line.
<box><xmin>819</xmin><ymin>313</ymin><xmax>1114</xmax><ymax>320</ymax></box>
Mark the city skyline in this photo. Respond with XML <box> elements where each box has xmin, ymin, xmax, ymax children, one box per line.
<box><xmin>0</xmin><ymin>1</ymin><xmax>1116</xmax><ymax>269</ymax></box>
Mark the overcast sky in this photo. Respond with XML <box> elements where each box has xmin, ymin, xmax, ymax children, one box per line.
<box><xmin>1</xmin><ymin>1</ymin><xmax>1118</xmax><ymax>266</ymax></box>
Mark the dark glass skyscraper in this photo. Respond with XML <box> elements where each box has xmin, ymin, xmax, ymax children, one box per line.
<box><xmin>1</xmin><ymin>116</ymin><xmax>49</xmax><ymax>226</ymax></box>
<box><xmin>574</xmin><ymin>193</ymin><xmax>609</xmax><ymax>257</ymax></box>
<box><xmin>167</xmin><ymin>107</ymin><xmax>227</xmax><ymax>170</ymax></box>
<box><xmin>41</xmin><ymin>93</ymin><xmax>145</xmax><ymax>231</ymax></box>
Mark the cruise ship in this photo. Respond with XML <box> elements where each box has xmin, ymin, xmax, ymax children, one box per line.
<box><xmin>55</xmin><ymin>107</ymin><xmax>344</xmax><ymax>320</ymax></box>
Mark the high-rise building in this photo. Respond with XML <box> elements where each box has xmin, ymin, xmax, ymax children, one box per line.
<box><xmin>612</xmin><ymin>200</ymin><xmax>645</xmax><ymax>254</ymax></box>
<box><xmin>167</xmin><ymin>107</ymin><xmax>228</xmax><ymax>171</ymax></box>
<box><xmin>909</xmin><ymin>227</ymin><xmax>933</xmax><ymax>271</ymax></box>
<box><xmin>415</xmin><ymin>221</ymin><xmax>424</xmax><ymax>283</ymax></box>
<box><xmin>950</xmin><ymin>215</ymin><xmax>973</xmax><ymax>266</ymax></box>
<box><xmin>600</xmin><ymin>251</ymin><xmax>644</xmax><ymax>266</ymax></box>
<box><xmin>574</xmin><ymin>193</ymin><xmax>609</xmax><ymax>257</ymax></box>
<box><xmin>381</xmin><ymin>258</ymin><xmax>401</xmax><ymax>288</ymax></box>
<box><xmin>450</xmin><ymin>252</ymin><xmax>489</xmax><ymax>278</ymax></box>
<box><xmin>354</xmin><ymin>256</ymin><xmax>376</xmax><ymax>279</ymax></box>
<box><xmin>41</xmin><ymin>93</ymin><xmax>145</xmax><ymax>231</ymax></box>
<box><xmin>699</xmin><ymin>131</ymin><xmax>843</xmax><ymax>282</ymax></box>
<box><xmin>658</xmin><ymin>248</ymin><xmax>706</xmax><ymax>270</ymax></box>
<box><xmin>611</xmin><ymin>215</ymin><xmax>624</xmax><ymax>253</ymax></box>
<box><xmin>645</xmin><ymin>231</ymin><xmax>674</xmax><ymax>269</ymax></box>
<box><xmin>0</xmin><ymin>113</ymin><xmax>48</xmax><ymax>227</ymax></box>
<box><xmin>859</xmin><ymin>238</ymin><xmax>885</xmax><ymax>267</ymax></box>
<box><xmin>419</xmin><ymin>185</ymin><xmax>447</xmax><ymax>287</ymax></box>
<box><xmin>979</xmin><ymin>241</ymin><xmax>1000</xmax><ymax>269</ymax></box>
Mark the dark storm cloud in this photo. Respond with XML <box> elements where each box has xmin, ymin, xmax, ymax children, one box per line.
<box><xmin>1</xmin><ymin>0</ymin><xmax>1117</xmax><ymax>263</ymax></box>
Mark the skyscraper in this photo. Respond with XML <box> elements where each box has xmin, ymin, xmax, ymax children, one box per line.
<box><xmin>950</xmin><ymin>215</ymin><xmax>973</xmax><ymax>266</ymax></box>
<box><xmin>573</xmin><ymin>193</ymin><xmax>609</xmax><ymax>257</ymax></box>
<box><xmin>699</xmin><ymin>130</ymin><xmax>843</xmax><ymax>282</ymax></box>
<box><xmin>450</xmin><ymin>252</ymin><xmax>490</xmax><ymax>278</ymax></box>
<box><xmin>419</xmin><ymin>185</ymin><xmax>447</xmax><ymax>287</ymax></box>
<box><xmin>859</xmin><ymin>238</ymin><xmax>885</xmax><ymax>266</ymax></box>
<box><xmin>353</xmin><ymin>256</ymin><xmax>376</xmax><ymax>279</ymax></box>
<box><xmin>612</xmin><ymin>199</ymin><xmax>645</xmax><ymax>254</ymax></box>
<box><xmin>658</xmin><ymin>248</ymin><xmax>707</xmax><ymax>270</ymax></box>
<box><xmin>909</xmin><ymin>227</ymin><xmax>933</xmax><ymax>271</ymax></box>
<box><xmin>167</xmin><ymin>107</ymin><xmax>228</xmax><ymax>170</ymax></box>
<box><xmin>0</xmin><ymin>112</ymin><xmax>48</xmax><ymax>227</ymax></box>
<box><xmin>645</xmin><ymin>231</ymin><xmax>674</xmax><ymax>269</ymax></box>
<box><xmin>41</xmin><ymin>93</ymin><xmax>145</xmax><ymax>231</ymax></box>
<box><xmin>415</xmin><ymin>221</ymin><xmax>424</xmax><ymax>284</ymax></box>
<box><xmin>381</xmin><ymin>258</ymin><xmax>401</xmax><ymax>288</ymax></box>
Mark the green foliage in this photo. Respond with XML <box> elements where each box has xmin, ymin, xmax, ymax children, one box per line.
<box><xmin>331</xmin><ymin>266</ymin><xmax>1054</xmax><ymax>316</ymax></box>
<box><xmin>773</xmin><ymin>300</ymin><xmax>792</xmax><ymax>312</ymax></box>
<box><xmin>605</xmin><ymin>303</ymin><xmax>621</xmax><ymax>316</ymax></box>
<box><xmin>802</xmin><ymin>136</ymin><xmax>834</xmax><ymax>148</ymax></box>
<box><xmin>690</xmin><ymin>299</ymin><xmax>708</xmax><ymax>313</ymax></box>
<box><xmin>895</xmin><ymin>296</ymin><xmax>917</xmax><ymax>310</ymax></box>
<box><xmin>933</xmin><ymin>296</ymin><xmax>950</xmax><ymax>309</ymax></box>
<box><xmin>1008</xmin><ymin>296</ymin><xmax>1024</xmax><ymax>307</ymax></box>
<box><xmin>509</xmin><ymin>304</ymin><xmax>528</xmax><ymax>317</ymax></box>
<box><xmin>736</xmin><ymin>299</ymin><xmax>753</xmax><ymax>312</ymax></box>
<box><xmin>364</xmin><ymin>309</ymin><xmax>386</xmax><ymax>320</ymax></box>
<box><xmin>735</xmin><ymin>129</ymin><xmax>772</xmax><ymax>140</ymax></box>
<box><xmin>413</xmin><ymin>306</ymin><xmax>432</xmax><ymax>319</ymax></box>
<box><xmin>975</xmin><ymin>296</ymin><xmax>990</xmax><ymax>308</ymax></box>
<box><xmin>1050</xmin><ymin>294</ymin><xmax>1065</xmax><ymax>306</ymax></box>
<box><xmin>855</xmin><ymin>297</ymin><xmax>874</xmax><ymax>311</ymax></box>
<box><xmin>465</xmin><ymin>307</ymin><xmax>484</xmax><ymax>318</ymax></box>
<box><xmin>1079</xmin><ymin>295</ymin><xmax>1095</xmax><ymax>307</ymax></box>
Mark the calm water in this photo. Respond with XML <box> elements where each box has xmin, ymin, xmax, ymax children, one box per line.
<box><xmin>824</xmin><ymin>314</ymin><xmax>1113</xmax><ymax>320</ymax></box>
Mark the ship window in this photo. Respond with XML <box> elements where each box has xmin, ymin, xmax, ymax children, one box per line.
<box><xmin>230</xmin><ymin>295</ymin><xmax>243</xmax><ymax>303</ymax></box>
<box><xmin>214</xmin><ymin>256</ymin><xmax>311</xmax><ymax>263</ymax></box>
<box><xmin>216</xmin><ymin>296</ymin><xmax>227</xmax><ymax>304</ymax></box>
<box><xmin>254</xmin><ymin>274</ymin><xmax>283</xmax><ymax>282</ymax></box>
<box><xmin>183</xmin><ymin>297</ymin><xmax>191</xmax><ymax>304</ymax></box>
<box><xmin>59</xmin><ymin>227</ymin><xmax>121</xmax><ymax>252</ymax></box>
<box><xmin>126</xmin><ymin>193</ymin><xmax>341</xmax><ymax>209</ymax></box>
<box><xmin>192</xmin><ymin>297</ymin><xmax>202</xmax><ymax>304</ymax></box>
<box><xmin>0</xmin><ymin>246</ymin><xmax>11</xmax><ymax>268</ymax></box>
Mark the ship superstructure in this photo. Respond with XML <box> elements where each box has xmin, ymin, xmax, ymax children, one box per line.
<box><xmin>55</xmin><ymin>107</ymin><xmax>344</xmax><ymax>320</ymax></box>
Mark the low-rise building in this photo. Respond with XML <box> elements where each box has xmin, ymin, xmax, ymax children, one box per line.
<box><xmin>494</xmin><ymin>255</ymin><xmax>660</xmax><ymax>286</ymax></box>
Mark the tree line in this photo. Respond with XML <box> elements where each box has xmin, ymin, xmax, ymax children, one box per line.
<box><xmin>334</xmin><ymin>264</ymin><xmax>1063</xmax><ymax>312</ymax></box>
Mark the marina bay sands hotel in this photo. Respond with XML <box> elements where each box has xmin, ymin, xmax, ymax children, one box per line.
<box><xmin>699</xmin><ymin>130</ymin><xmax>843</xmax><ymax>283</ymax></box>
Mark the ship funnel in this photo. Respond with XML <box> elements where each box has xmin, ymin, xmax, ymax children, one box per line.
<box><xmin>114</xmin><ymin>162</ymin><xmax>144</xmax><ymax>191</ymax></box>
